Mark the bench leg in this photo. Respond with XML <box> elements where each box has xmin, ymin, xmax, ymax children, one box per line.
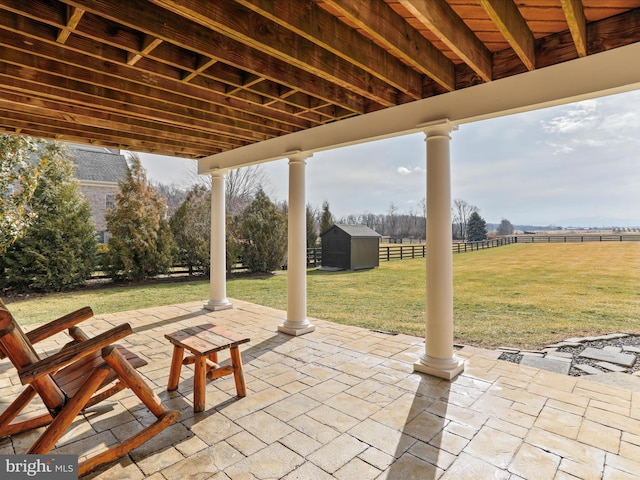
<box><xmin>193</xmin><ymin>355</ymin><xmax>208</xmax><ymax>412</ymax></box>
<box><xmin>167</xmin><ymin>346</ymin><xmax>184</xmax><ymax>391</ymax></box>
<box><xmin>229</xmin><ymin>346</ymin><xmax>247</xmax><ymax>397</ymax></box>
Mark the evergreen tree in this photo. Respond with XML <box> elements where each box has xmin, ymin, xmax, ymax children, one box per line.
<box><xmin>0</xmin><ymin>142</ymin><xmax>97</xmax><ymax>292</ymax></box>
<box><xmin>467</xmin><ymin>211</ymin><xmax>488</xmax><ymax>241</ymax></box>
<box><xmin>169</xmin><ymin>185</ymin><xmax>210</xmax><ymax>275</ymax></box>
<box><xmin>0</xmin><ymin>134</ymin><xmax>40</xmax><ymax>254</ymax></box>
<box><xmin>239</xmin><ymin>189</ymin><xmax>287</xmax><ymax>273</ymax></box>
<box><xmin>104</xmin><ymin>154</ymin><xmax>175</xmax><ymax>281</ymax></box>
<box><xmin>319</xmin><ymin>200</ymin><xmax>334</xmax><ymax>235</ymax></box>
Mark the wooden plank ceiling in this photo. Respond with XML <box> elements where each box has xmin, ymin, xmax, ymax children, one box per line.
<box><xmin>0</xmin><ymin>0</ymin><xmax>639</xmax><ymax>159</ymax></box>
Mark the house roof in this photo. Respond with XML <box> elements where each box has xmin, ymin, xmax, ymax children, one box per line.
<box><xmin>71</xmin><ymin>147</ymin><xmax>129</xmax><ymax>184</ymax></box>
<box><xmin>324</xmin><ymin>224</ymin><xmax>382</xmax><ymax>238</ymax></box>
<box><xmin>0</xmin><ymin>2</ymin><xmax>638</xmax><ymax>163</ymax></box>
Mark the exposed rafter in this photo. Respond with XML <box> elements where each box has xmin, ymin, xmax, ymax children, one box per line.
<box><xmin>321</xmin><ymin>0</ymin><xmax>455</xmax><ymax>91</ymax></box>
<box><xmin>398</xmin><ymin>0</ymin><xmax>493</xmax><ymax>82</ymax></box>
<box><xmin>561</xmin><ymin>0</ymin><xmax>588</xmax><ymax>57</ymax></box>
<box><xmin>0</xmin><ymin>0</ymin><xmax>636</xmax><ymax>160</ymax></box>
<box><xmin>480</xmin><ymin>0</ymin><xmax>535</xmax><ymax>71</ymax></box>
<box><xmin>126</xmin><ymin>35</ymin><xmax>163</xmax><ymax>66</ymax></box>
<box><xmin>235</xmin><ymin>0</ymin><xmax>425</xmax><ymax>99</ymax></box>
<box><xmin>149</xmin><ymin>0</ymin><xmax>402</xmax><ymax>106</ymax></box>
<box><xmin>56</xmin><ymin>5</ymin><xmax>84</xmax><ymax>44</ymax></box>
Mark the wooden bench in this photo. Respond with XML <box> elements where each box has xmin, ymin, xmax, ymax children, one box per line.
<box><xmin>165</xmin><ymin>323</ymin><xmax>250</xmax><ymax>412</ymax></box>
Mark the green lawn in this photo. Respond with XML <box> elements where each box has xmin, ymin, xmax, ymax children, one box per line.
<box><xmin>5</xmin><ymin>242</ymin><xmax>639</xmax><ymax>349</ymax></box>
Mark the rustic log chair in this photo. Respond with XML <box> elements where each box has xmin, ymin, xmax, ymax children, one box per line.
<box><xmin>0</xmin><ymin>300</ymin><xmax>180</xmax><ymax>476</ymax></box>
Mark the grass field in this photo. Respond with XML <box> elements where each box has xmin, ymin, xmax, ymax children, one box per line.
<box><xmin>4</xmin><ymin>242</ymin><xmax>639</xmax><ymax>349</ymax></box>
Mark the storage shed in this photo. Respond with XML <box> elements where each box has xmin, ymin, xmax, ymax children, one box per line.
<box><xmin>321</xmin><ymin>224</ymin><xmax>381</xmax><ymax>270</ymax></box>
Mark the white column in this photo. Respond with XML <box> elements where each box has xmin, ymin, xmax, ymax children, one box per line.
<box><xmin>414</xmin><ymin>120</ymin><xmax>464</xmax><ymax>380</ymax></box>
<box><xmin>205</xmin><ymin>169</ymin><xmax>232</xmax><ymax>311</ymax></box>
<box><xmin>278</xmin><ymin>152</ymin><xmax>315</xmax><ymax>335</ymax></box>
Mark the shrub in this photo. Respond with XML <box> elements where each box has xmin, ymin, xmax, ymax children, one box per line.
<box><xmin>104</xmin><ymin>154</ymin><xmax>175</xmax><ymax>281</ymax></box>
<box><xmin>239</xmin><ymin>189</ymin><xmax>287</xmax><ymax>273</ymax></box>
<box><xmin>0</xmin><ymin>142</ymin><xmax>97</xmax><ymax>292</ymax></box>
<box><xmin>170</xmin><ymin>185</ymin><xmax>210</xmax><ymax>275</ymax></box>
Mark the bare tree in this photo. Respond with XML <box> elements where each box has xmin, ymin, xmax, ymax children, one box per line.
<box><xmin>152</xmin><ymin>183</ymin><xmax>188</xmax><ymax>218</ymax></box>
<box><xmin>452</xmin><ymin>199</ymin><xmax>478</xmax><ymax>240</ymax></box>
<box><xmin>188</xmin><ymin>164</ymin><xmax>268</xmax><ymax>216</ymax></box>
<box><xmin>387</xmin><ymin>203</ymin><xmax>398</xmax><ymax>237</ymax></box>
<box><xmin>497</xmin><ymin>218</ymin><xmax>515</xmax><ymax>235</ymax></box>
<box><xmin>225</xmin><ymin>165</ymin><xmax>268</xmax><ymax>215</ymax></box>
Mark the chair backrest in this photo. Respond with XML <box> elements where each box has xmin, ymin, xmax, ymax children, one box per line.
<box><xmin>0</xmin><ymin>301</ymin><xmax>67</xmax><ymax>411</ymax></box>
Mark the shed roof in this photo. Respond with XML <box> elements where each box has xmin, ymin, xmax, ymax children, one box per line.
<box><xmin>323</xmin><ymin>224</ymin><xmax>381</xmax><ymax>238</ymax></box>
<box><xmin>71</xmin><ymin>147</ymin><xmax>129</xmax><ymax>184</ymax></box>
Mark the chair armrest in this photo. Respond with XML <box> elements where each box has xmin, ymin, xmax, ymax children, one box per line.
<box><xmin>18</xmin><ymin>323</ymin><xmax>132</xmax><ymax>385</ymax></box>
<box><xmin>25</xmin><ymin>307</ymin><xmax>94</xmax><ymax>345</ymax></box>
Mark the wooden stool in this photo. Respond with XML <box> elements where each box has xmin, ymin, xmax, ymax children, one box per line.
<box><xmin>165</xmin><ymin>323</ymin><xmax>250</xmax><ymax>412</ymax></box>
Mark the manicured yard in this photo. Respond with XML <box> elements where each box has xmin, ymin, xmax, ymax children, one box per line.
<box><xmin>5</xmin><ymin>242</ymin><xmax>639</xmax><ymax>349</ymax></box>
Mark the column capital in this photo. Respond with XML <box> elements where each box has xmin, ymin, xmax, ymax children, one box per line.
<box><xmin>417</xmin><ymin>119</ymin><xmax>458</xmax><ymax>139</ymax></box>
<box><xmin>284</xmin><ymin>150</ymin><xmax>313</xmax><ymax>163</ymax></box>
<box><xmin>210</xmin><ymin>168</ymin><xmax>227</xmax><ymax>179</ymax></box>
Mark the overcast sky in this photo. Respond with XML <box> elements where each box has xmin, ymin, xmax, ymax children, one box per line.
<box><xmin>138</xmin><ymin>89</ymin><xmax>640</xmax><ymax>228</ymax></box>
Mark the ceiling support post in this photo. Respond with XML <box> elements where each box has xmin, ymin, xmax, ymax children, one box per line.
<box><xmin>278</xmin><ymin>152</ymin><xmax>315</xmax><ymax>336</ymax></box>
<box><xmin>205</xmin><ymin>169</ymin><xmax>232</xmax><ymax>311</ymax></box>
<box><xmin>414</xmin><ymin>120</ymin><xmax>464</xmax><ymax>380</ymax></box>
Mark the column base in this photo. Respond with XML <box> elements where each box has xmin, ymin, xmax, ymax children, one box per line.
<box><xmin>204</xmin><ymin>299</ymin><xmax>233</xmax><ymax>311</ymax></box>
<box><xmin>277</xmin><ymin>320</ymin><xmax>315</xmax><ymax>336</ymax></box>
<box><xmin>414</xmin><ymin>354</ymin><xmax>465</xmax><ymax>381</ymax></box>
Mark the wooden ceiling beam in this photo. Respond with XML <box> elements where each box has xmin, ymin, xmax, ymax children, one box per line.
<box><xmin>225</xmin><ymin>74</ymin><xmax>265</xmax><ymax>97</ymax></box>
<box><xmin>127</xmin><ymin>35</ymin><xmax>163</xmax><ymax>66</ymax></box>
<box><xmin>56</xmin><ymin>4</ymin><xmax>83</xmax><ymax>44</ymax></box>
<box><xmin>147</xmin><ymin>0</ymin><xmax>400</xmax><ymax>106</ymax></box>
<box><xmin>398</xmin><ymin>0</ymin><xmax>492</xmax><ymax>82</ymax></box>
<box><xmin>560</xmin><ymin>0</ymin><xmax>588</xmax><ymax>57</ymax></box>
<box><xmin>0</xmin><ymin>6</ymin><xmax>320</xmax><ymax>131</ymax></box>
<box><xmin>62</xmin><ymin>0</ymin><xmax>377</xmax><ymax>113</ymax></box>
<box><xmin>3</xmin><ymin>0</ymin><xmax>365</xmax><ymax>117</ymax></box>
<box><xmin>480</xmin><ymin>0</ymin><xmax>535</xmax><ymax>71</ymax></box>
<box><xmin>0</xmin><ymin>109</ymin><xmax>226</xmax><ymax>156</ymax></box>
<box><xmin>0</xmin><ymin>104</ymin><xmax>221</xmax><ymax>158</ymax></box>
<box><xmin>0</xmin><ymin>64</ymin><xmax>276</xmax><ymax>144</ymax></box>
<box><xmin>0</xmin><ymin>27</ymin><xmax>305</xmax><ymax>137</ymax></box>
<box><xmin>321</xmin><ymin>0</ymin><xmax>455</xmax><ymax>92</ymax></box>
<box><xmin>235</xmin><ymin>0</ymin><xmax>424</xmax><ymax>99</ymax></box>
<box><xmin>182</xmin><ymin>55</ymin><xmax>217</xmax><ymax>82</ymax></box>
<box><xmin>0</xmin><ymin>124</ymin><xmax>213</xmax><ymax>158</ymax></box>
<box><xmin>0</xmin><ymin>89</ymin><xmax>244</xmax><ymax>150</ymax></box>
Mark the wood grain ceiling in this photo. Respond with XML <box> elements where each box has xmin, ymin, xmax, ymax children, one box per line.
<box><xmin>0</xmin><ymin>1</ymin><xmax>638</xmax><ymax>159</ymax></box>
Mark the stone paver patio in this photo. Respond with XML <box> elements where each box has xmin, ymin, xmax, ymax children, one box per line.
<box><xmin>2</xmin><ymin>299</ymin><xmax>640</xmax><ymax>479</ymax></box>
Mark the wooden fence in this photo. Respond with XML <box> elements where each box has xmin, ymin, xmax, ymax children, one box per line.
<box><xmin>376</xmin><ymin>236</ymin><xmax>516</xmax><ymax>261</ymax></box>
<box><xmin>308</xmin><ymin>234</ymin><xmax>640</xmax><ymax>265</ymax></box>
<box><xmin>513</xmin><ymin>234</ymin><xmax>640</xmax><ymax>243</ymax></box>
<box><xmin>93</xmin><ymin>234</ymin><xmax>640</xmax><ymax>278</ymax></box>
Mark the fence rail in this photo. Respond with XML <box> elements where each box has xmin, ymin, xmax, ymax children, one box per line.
<box><xmin>376</xmin><ymin>234</ymin><xmax>640</xmax><ymax>262</ymax></box>
<box><xmin>514</xmin><ymin>234</ymin><xmax>640</xmax><ymax>243</ymax></box>
<box><xmin>92</xmin><ymin>234</ymin><xmax>640</xmax><ymax>279</ymax></box>
<box><xmin>377</xmin><ymin>236</ymin><xmax>518</xmax><ymax>261</ymax></box>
